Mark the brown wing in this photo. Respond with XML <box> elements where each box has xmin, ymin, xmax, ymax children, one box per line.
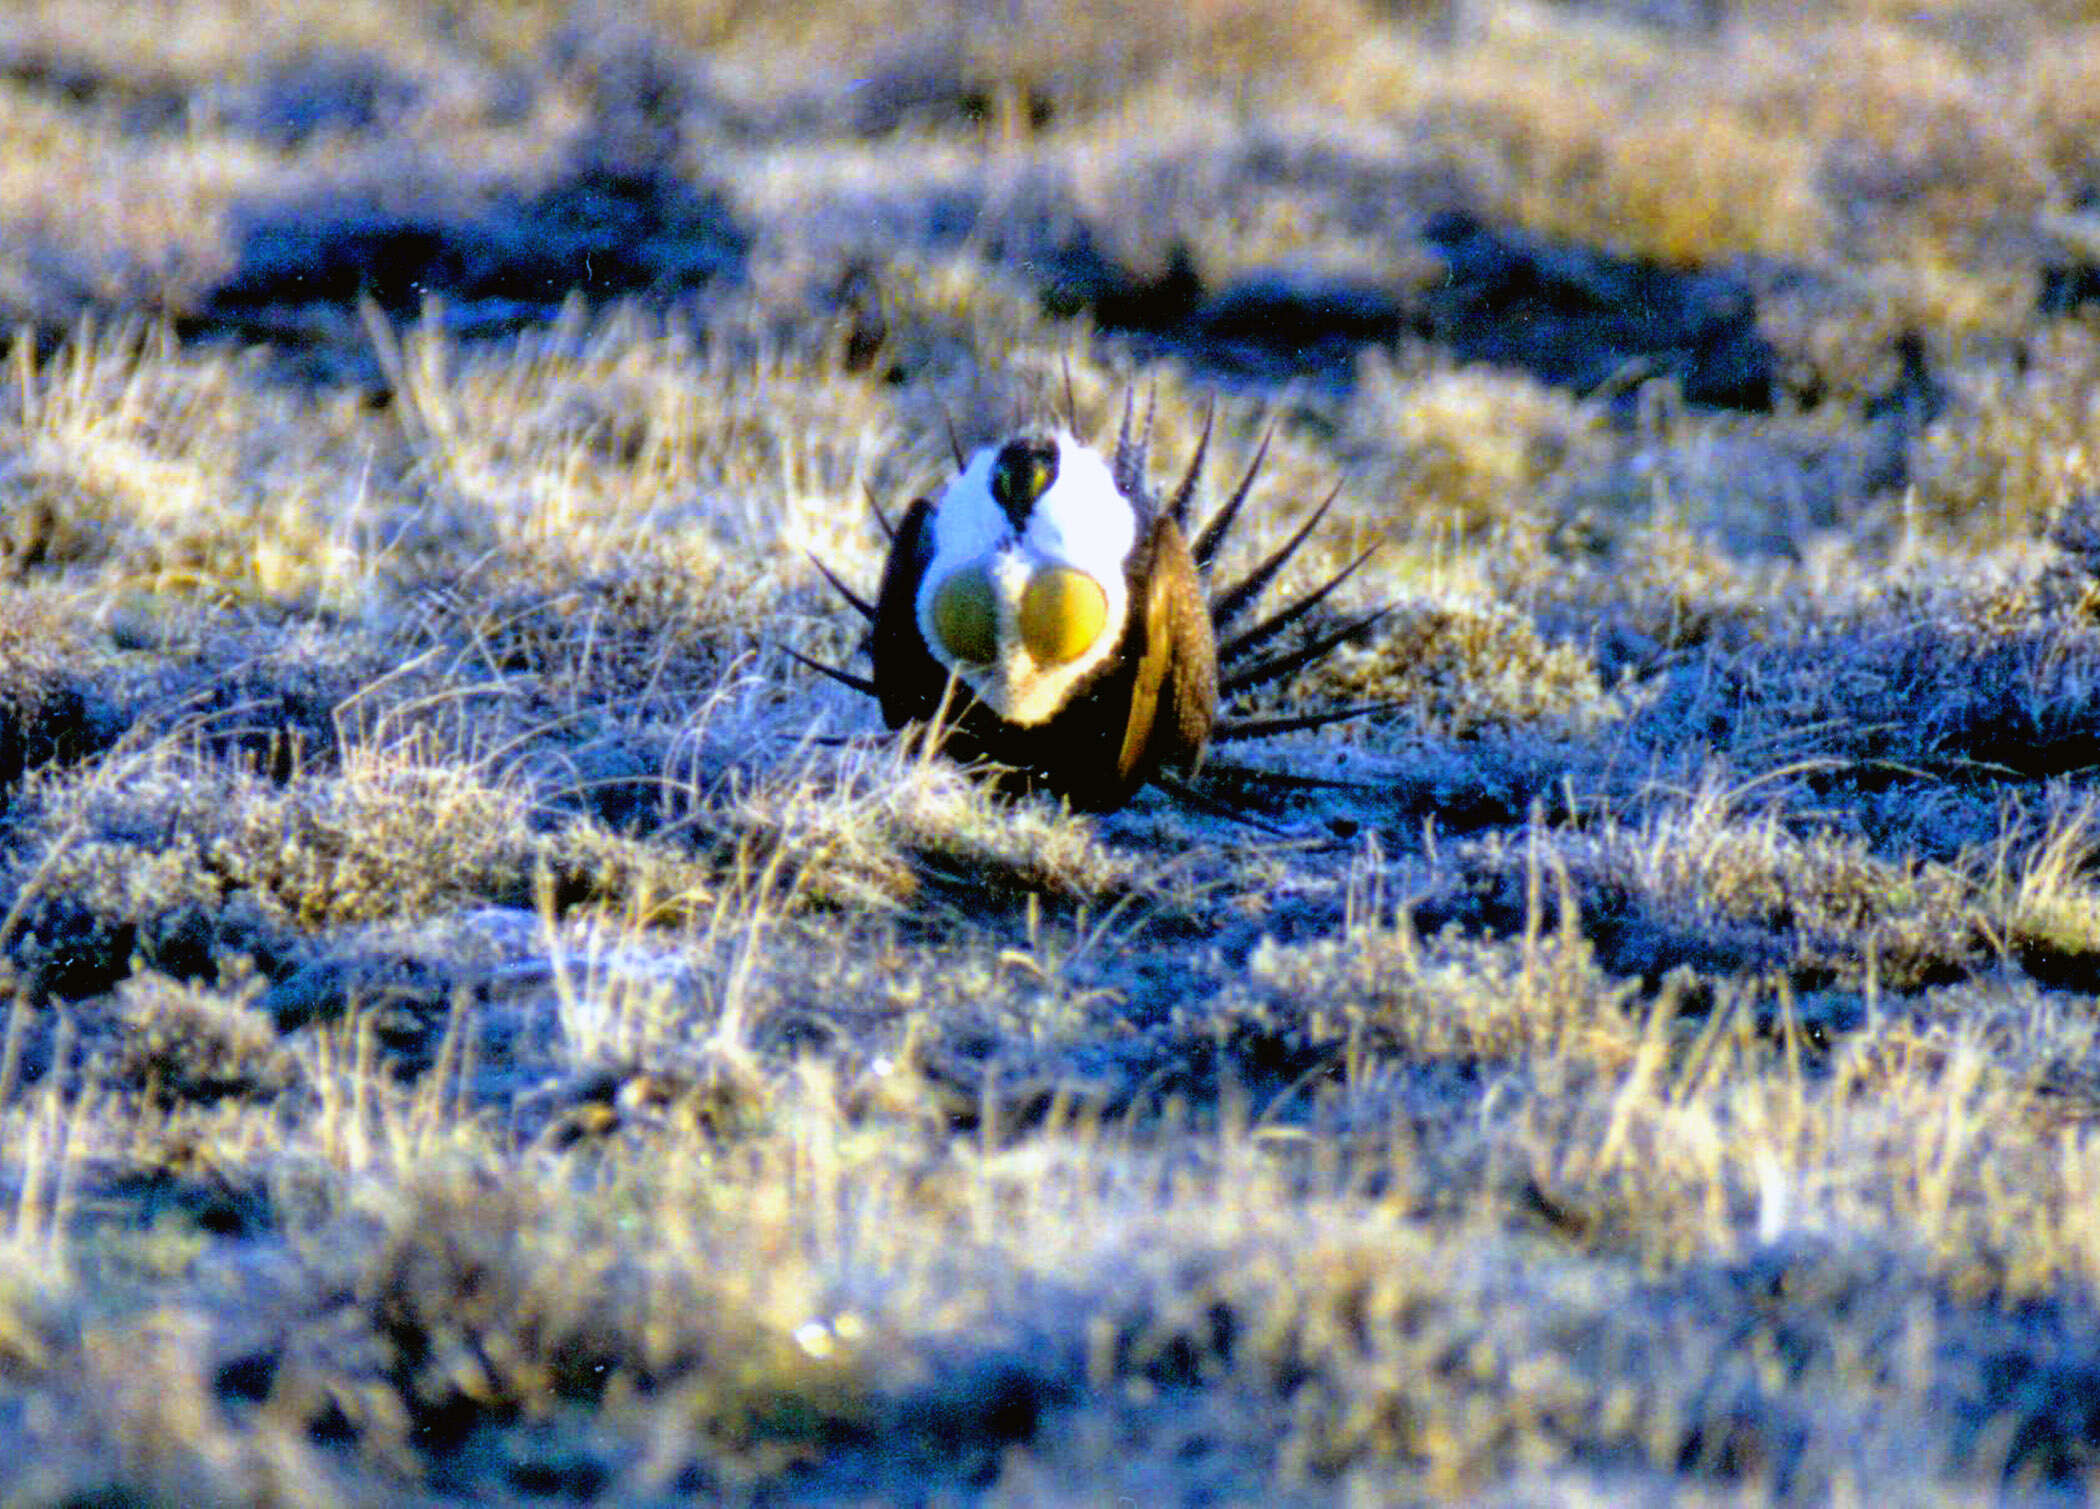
<box><xmin>1114</xmin><ymin>513</ymin><xmax>1218</xmax><ymax>796</ymax></box>
<box><xmin>869</xmin><ymin>498</ymin><xmax>949</xmax><ymax>730</ymax></box>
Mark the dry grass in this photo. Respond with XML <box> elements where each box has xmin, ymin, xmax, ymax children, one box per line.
<box><xmin>6</xmin><ymin>0</ymin><xmax>2100</xmax><ymax>1502</ymax></box>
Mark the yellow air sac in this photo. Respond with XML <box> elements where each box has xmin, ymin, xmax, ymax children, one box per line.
<box><xmin>1019</xmin><ymin>567</ymin><xmax>1108</xmax><ymax>665</ymax></box>
<box><xmin>932</xmin><ymin>566</ymin><xmax>998</xmax><ymax>664</ymax></box>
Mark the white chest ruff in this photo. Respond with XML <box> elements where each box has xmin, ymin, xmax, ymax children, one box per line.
<box><xmin>914</xmin><ymin>437</ymin><xmax>1138</xmax><ymax>727</ymax></box>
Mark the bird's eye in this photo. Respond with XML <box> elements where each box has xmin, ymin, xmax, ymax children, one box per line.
<box><xmin>1019</xmin><ymin>567</ymin><xmax>1108</xmax><ymax>665</ymax></box>
<box><xmin>931</xmin><ymin>566</ymin><xmax>998</xmax><ymax>663</ymax></box>
<box><xmin>990</xmin><ymin>439</ymin><xmax>1059</xmax><ymax>517</ymax></box>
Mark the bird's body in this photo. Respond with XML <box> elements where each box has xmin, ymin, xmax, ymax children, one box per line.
<box><xmin>800</xmin><ymin>400</ymin><xmax>1385</xmax><ymax>815</ymax></box>
<box><xmin>871</xmin><ymin>433</ymin><xmax>1215</xmax><ymax>811</ymax></box>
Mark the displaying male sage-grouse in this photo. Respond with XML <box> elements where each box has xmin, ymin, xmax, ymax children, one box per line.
<box><xmin>797</xmin><ymin>399</ymin><xmax>1385</xmax><ymax>813</ymax></box>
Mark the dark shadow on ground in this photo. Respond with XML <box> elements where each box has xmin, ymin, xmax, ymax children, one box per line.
<box><xmin>187</xmin><ymin>159</ymin><xmax>748</xmax><ymax>351</ymax></box>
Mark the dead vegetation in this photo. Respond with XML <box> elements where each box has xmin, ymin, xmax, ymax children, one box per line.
<box><xmin>5</xmin><ymin>0</ymin><xmax>2100</xmax><ymax>1501</ymax></box>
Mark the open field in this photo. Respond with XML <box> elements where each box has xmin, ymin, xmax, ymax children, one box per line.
<box><xmin>8</xmin><ymin>0</ymin><xmax>2100</xmax><ymax>1500</ymax></box>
